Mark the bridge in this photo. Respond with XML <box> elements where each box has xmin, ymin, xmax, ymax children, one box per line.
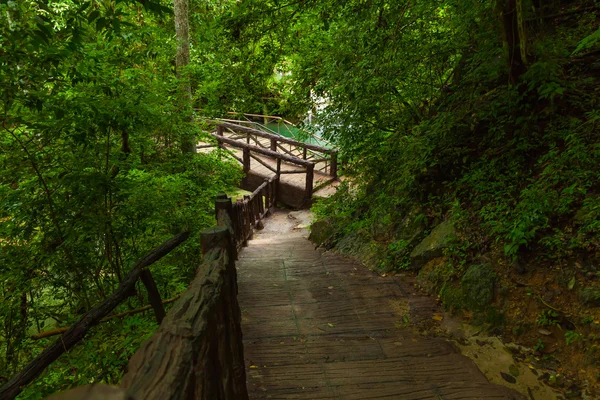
<box><xmin>198</xmin><ymin>119</ymin><xmax>340</xmax><ymax>209</ymax></box>
<box><xmin>0</xmin><ymin>119</ymin><xmax>526</xmax><ymax>400</ymax></box>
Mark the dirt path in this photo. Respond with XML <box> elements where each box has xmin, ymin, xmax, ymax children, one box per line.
<box><xmin>237</xmin><ymin>210</ymin><xmax>527</xmax><ymax>399</ymax></box>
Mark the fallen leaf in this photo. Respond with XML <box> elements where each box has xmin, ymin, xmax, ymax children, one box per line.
<box><xmin>327</xmin><ymin>323</ymin><xmax>334</xmax><ymax>327</ymax></box>
<box><xmin>250</xmin><ymin>365</ymin><xmax>258</xmax><ymax>369</ymax></box>
<box><xmin>568</xmin><ymin>277</ymin><xmax>576</xmax><ymax>290</ymax></box>
<box><xmin>500</xmin><ymin>372</ymin><xmax>517</xmax><ymax>384</ymax></box>
<box><xmin>432</xmin><ymin>314</ymin><xmax>444</xmax><ymax>321</ymax></box>
<box><xmin>538</xmin><ymin>328</ymin><xmax>552</xmax><ymax>336</ymax></box>
<box><xmin>328</xmin><ymin>286</ymin><xmax>334</xmax><ymax>289</ymax></box>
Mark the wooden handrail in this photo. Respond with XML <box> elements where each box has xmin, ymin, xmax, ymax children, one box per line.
<box><xmin>215</xmin><ymin>121</ymin><xmax>338</xmax><ymax>179</ymax></box>
<box><xmin>222</xmin><ymin>112</ymin><xmax>335</xmax><ymax>148</ymax></box>
<box><xmin>217</xmin><ymin>121</ymin><xmax>333</xmax><ymax>154</ymax></box>
<box><xmin>43</xmin><ymin>185</ymin><xmax>277</xmax><ymax>400</ymax></box>
<box><xmin>0</xmin><ymin>232</ymin><xmax>191</xmax><ymax>400</ymax></box>
<box><xmin>213</xmin><ymin>133</ymin><xmax>315</xmax><ymax>168</ymax></box>
<box><xmin>120</xmin><ymin>223</ymin><xmax>249</xmax><ymax>400</ymax></box>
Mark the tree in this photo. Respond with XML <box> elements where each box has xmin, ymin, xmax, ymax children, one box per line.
<box><xmin>174</xmin><ymin>0</ymin><xmax>195</xmax><ymax>153</ymax></box>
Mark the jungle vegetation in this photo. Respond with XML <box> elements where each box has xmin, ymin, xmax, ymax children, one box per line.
<box><xmin>1</xmin><ymin>0</ymin><xmax>600</xmax><ymax>397</ymax></box>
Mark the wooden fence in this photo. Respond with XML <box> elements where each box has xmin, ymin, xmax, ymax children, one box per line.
<box><xmin>216</xmin><ymin>121</ymin><xmax>338</xmax><ymax>179</ymax></box>
<box><xmin>2</xmin><ymin>185</ymin><xmax>275</xmax><ymax>400</ymax></box>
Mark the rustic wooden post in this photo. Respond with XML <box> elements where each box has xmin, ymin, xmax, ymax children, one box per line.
<box><xmin>246</xmin><ymin>133</ymin><xmax>250</xmax><ymax>144</ymax></box>
<box><xmin>242</xmin><ymin>147</ymin><xmax>250</xmax><ymax>173</ymax></box>
<box><xmin>270</xmin><ymin>138</ymin><xmax>277</xmax><ymax>152</ymax></box>
<box><xmin>243</xmin><ymin>195</ymin><xmax>253</xmax><ymax>241</ymax></box>
<box><xmin>276</xmin><ymin>158</ymin><xmax>281</xmax><ymax>179</ymax></box>
<box><xmin>305</xmin><ymin>163</ymin><xmax>314</xmax><ymax>205</ymax></box>
<box><xmin>139</xmin><ymin>270</ymin><xmax>166</xmax><ymax>324</ymax></box>
<box><xmin>216</xmin><ymin>125</ymin><xmax>225</xmax><ymax>152</ymax></box>
<box><xmin>264</xmin><ymin>179</ymin><xmax>271</xmax><ymax>216</ymax></box>
<box><xmin>273</xmin><ymin>176</ymin><xmax>279</xmax><ymax>210</ymax></box>
<box><xmin>252</xmin><ymin>196</ymin><xmax>259</xmax><ymax>225</ymax></box>
<box><xmin>330</xmin><ymin>150</ymin><xmax>338</xmax><ymax>178</ymax></box>
<box><xmin>215</xmin><ymin>195</ymin><xmax>237</xmax><ymax>259</ymax></box>
<box><xmin>303</xmin><ymin>147</ymin><xmax>307</xmax><ymax>160</ymax></box>
<box><xmin>259</xmin><ymin>185</ymin><xmax>265</xmax><ymax>216</ymax></box>
<box><xmin>123</xmin><ymin>226</ymin><xmax>249</xmax><ymax>400</ymax></box>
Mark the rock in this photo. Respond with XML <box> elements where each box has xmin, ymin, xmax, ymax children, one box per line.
<box><xmin>309</xmin><ymin>218</ymin><xmax>335</xmax><ymax>248</ymax></box>
<box><xmin>395</xmin><ymin>208</ymin><xmax>426</xmax><ymax>247</ymax></box>
<box><xmin>461</xmin><ymin>263</ymin><xmax>496</xmax><ymax>310</ymax></box>
<box><xmin>410</xmin><ymin>219</ymin><xmax>456</xmax><ymax>270</ymax></box>
<box><xmin>579</xmin><ymin>287</ymin><xmax>600</xmax><ymax>307</ymax></box>
<box><xmin>538</xmin><ymin>328</ymin><xmax>552</xmax><ymax>336</ymax></box>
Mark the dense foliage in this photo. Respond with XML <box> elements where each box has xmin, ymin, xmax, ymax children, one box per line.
<box><xmin>3</xmin><ymin>0</ymin><xmax>600</xmax><ymax>396</ymax></box>
<box><xmin>0</xmin><ymin>1</ymin><xmax>241</xmax><ymax>397</ymax></box>
<box><xmin>286</xmin><ymin>0</ymin><xmax>600</xmax><ymax>270</ymax></box>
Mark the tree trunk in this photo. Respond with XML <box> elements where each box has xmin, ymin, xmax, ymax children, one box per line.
<box><xmin>498</xmin><ymin>0</ymin><xmax>527</xmax><ymax>85</ymax></box>
<box><xmin>174</xmin><ymin>0</ymin><xmax>196</xmax><ymax>154</ymax></box>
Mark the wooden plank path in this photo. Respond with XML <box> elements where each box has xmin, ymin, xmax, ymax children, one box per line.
<box><xmin>237</xmin><ymin>211</ymin><xmax>525</xmax><ymax>400</ymax></box>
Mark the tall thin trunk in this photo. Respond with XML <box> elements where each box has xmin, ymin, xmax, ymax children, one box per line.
<box><xmin>497</xmin><ymin>0</ymin><xmax>527</xmax><ymax>85</ymax></box>
<box><xmin>174</xmin><ymin>0</ymin><xmax>195</xmax><ymax>154</ymax></box>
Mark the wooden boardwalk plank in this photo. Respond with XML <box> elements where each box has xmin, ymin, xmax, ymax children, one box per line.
<box><xmin>239</xmin><ymin>211</ymin><xmax>526</xmax><ymax>400</ymax></box>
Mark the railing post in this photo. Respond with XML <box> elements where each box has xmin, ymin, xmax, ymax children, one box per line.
<box><xmin>305</xmin><ymin>163</ymin><xmax>314</xmax><ymax>205</ymax></box>
<box><xmin>215</xmin><ymin>194</ymin><xmax>238</xmax><ymax>256</ymax></box>
<box><xmin>273</xmin><ymin>176</ymin><xmax>279</xmax><ymax>209</ymax></box>
<box><xmin>270</xmin><ymin>138</ymin><xmax>277</xmax><ymax>152</ymax></box>
<box><xmin>330</xmin><ymin>150</ymin><xmax>338</xmax><ymax>178</ymax></box>
<box><xmin>243</xmin><ymin>195</ymin><xmax>253</xmax><ymax>241</ymax></box>
<box><xmin>276</xmin><ymin>158</ymin><xmax>281</xmax><ymax>179</ymax></box>
<box><xmin>264</xmin><ymin>179</ymin><xmax>271</xmax><ymax>216</ymax></box>
<box><xmin>140</xmin><ymin>269</ymin><xmax>166</xmax><ymax>324</ymax></box>
<box><xmin>303</xmin><ymin>147</ymin><xmax>307</xmax><ymax>160</ymax></box>
<box><xmin>216</xmin><ymin>125</ymin><xmax>225</xmax><ymax>151</ymax></box>
<box><xmin>243</xmin><ymin>147</ymin><xmax>250</xmax><ymax>173</ymax></box>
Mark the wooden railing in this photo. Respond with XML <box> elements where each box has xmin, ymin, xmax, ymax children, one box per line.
<box><xmin>223</xmin><ymin>111</ymin><xmax>335</xmax><ymax>148</ymax></box>
<box><xmin>3</xmin><ymin>188</ymin><xmax>274</xmax><ymax>400</ymax></box>
<box><xmin>220</xmin><ymin>176</ymin><xmax>278</xmax><ymax>251</ymax></box>
<box><xmin>216</xmin><ymin>121</ymin><xmax>338</xmax><ymax>179</ymax></box>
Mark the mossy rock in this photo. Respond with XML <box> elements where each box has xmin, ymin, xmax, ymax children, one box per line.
<box><xmin>395</xmin><ymin>207</ymin><xmax>426</xmax><ymax>247</ymax></box>
<box><xmin>435</xmin><ymin>263</ymin><xmax>497</xmax><ymax>316</ymax></box>
<box><xmin>417</xmin><ymin>258</ymin><xmax>456</xmax><ymax>294</ymax></box>
<box><xmin>461</xmin><ymin>263</ymin><xmax>497</xmax><ymax>310</ymax></box>
<box><xmin>309</xmin><ymin>218</ymin><xmax>336</xmax><ymax>248</ymax></box>
<box><xmin>410</xmin><ymin>219</ymin><xmax>456</xmax><ymax>270</ymax></box>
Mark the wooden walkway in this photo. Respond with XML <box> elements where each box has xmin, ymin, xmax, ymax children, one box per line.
<box><xmin>219</xmin><ymin>134</ymin><xmax>340</xmax><ymax>199</ymax></box>
<box><xmin>237</xmin><ymin>211</ymin><xmax>525</xmax><ymax>400</ymax></box>
<box><xmin>198</xmin><ymin>122</ymin><xmax>341</xmax><ymax>207</ymax></box>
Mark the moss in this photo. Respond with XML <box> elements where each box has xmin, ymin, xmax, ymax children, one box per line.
<box><xmin>461</xmin><ymin>263</ymin><xmax>497</xmax><ymax>310</ymax></box>
<box><xmin>334</xmin><ymin>229</ymin><xmax>389</xmax><ymax>273</ymax></box>
<box><xmin>417</xmin><ymin>258</ymin><xmax>456</xmax><ymax>293</ymax></box>
<box><xmin>309</xmin><ymin>218</ymin><xmax>336</xmax><ymax>248</ymax></box>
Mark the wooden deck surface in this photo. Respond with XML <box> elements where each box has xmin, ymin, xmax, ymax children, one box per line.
<box><xmin>237</xmin><ymin>211</ymin><xmax>525</xmax><ymax>400</ymax></box>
